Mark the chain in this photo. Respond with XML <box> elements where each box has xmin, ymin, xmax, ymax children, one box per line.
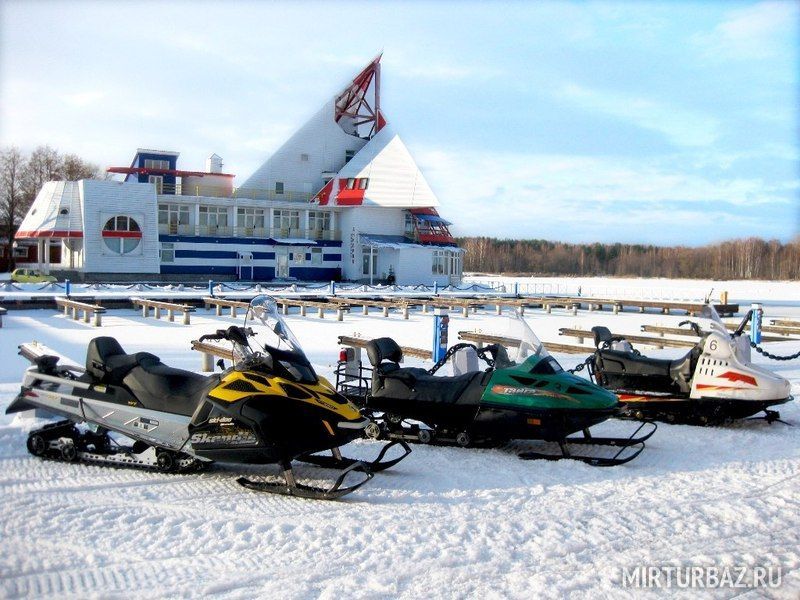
<box><xmin>568</xmin><ymin>356</ymin><xmax>594</xmax><ymax>374</ymax></box>
<box><xmin>750</xmin><ymin>341</ymin><xmax>800</xmax><ymax>362</ymax></box>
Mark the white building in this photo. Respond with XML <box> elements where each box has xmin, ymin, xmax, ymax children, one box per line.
<box><xmin>15</xmin><ymin>55</ymin><xmax>463</xmax><ymax>284</ymax></box>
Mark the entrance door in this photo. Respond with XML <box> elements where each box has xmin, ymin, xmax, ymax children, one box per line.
<box><xmin>275</xmin><ymin>247</ymin><xmax>289</xmax><ymax>278</ymax></box>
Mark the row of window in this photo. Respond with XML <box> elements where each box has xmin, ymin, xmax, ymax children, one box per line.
<box><xmin>159</xmin><ymin>244</ymin><xmax>326</xmax><ymax>265</ymax></box>
<box><xmin>144</xmin><ymin>159</ymin><xmax>170</xmax><ymax>170</ymax></box>
<box><xmin>158</xmin><ymin>204</ymin><xmax>333</xmax><ymax>231</ymax></box>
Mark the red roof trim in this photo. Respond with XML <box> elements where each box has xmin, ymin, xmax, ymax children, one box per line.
<box><xmin>107</xmin><ymin>167</ymin><xmax>235</xmax><ymax>178</ymax></box>
<box><xmin>15</xmin><ymin>230</ymin><xmax>83</xmax><ymax>239</ymax></box>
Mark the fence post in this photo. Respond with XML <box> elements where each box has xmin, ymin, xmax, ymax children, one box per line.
<box><xmin>65</xmin><ymin>279</ymin><xmax>71</xmax><ymax>297</ymax></box>
<box><xmin>208</xmin><ymin>280</ymin><xmax>214</xmax><ymax>298</ymax></box>
<box><xmin>750</xmin><ymin>303</ymin><xmax>762</xmax><ymax>344</ymax></box>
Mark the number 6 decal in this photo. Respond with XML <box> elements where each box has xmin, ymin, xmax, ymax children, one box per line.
<box><xmin>709</xmin><ymin>339</ymin><xmax>718</xmax><ymax>351</ymax></box>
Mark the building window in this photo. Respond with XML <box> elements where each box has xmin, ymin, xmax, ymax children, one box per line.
<box><xmin>275</xmin><ymin>181</ymin><xmax>284</xmax><ymax>195</ymax></box>
<box><xmin>358</xmin><ymin>178</ymin><xmax>369</xmax><ymax>190</ymax></box>
<box><xmin>311</xmin><ymin>247</ymin><xmax>323</xmax><ymax>265</ymax></box>
<box><xmin>308</xmin><ymin>210</ymin><xmax>331</xmax><ymax>237</ymax></box>
<box><xmin>300</xmin><ymin>153</ymin><xmax>309</xmax><ymax>162</ymax></box>
<box><xmin>405</xmin><ymin>213</ymin><xmax>415</xmax><ymax>235</ymax></box>
<box><xmin>102</xmin><ymin>215</ymin><xmax>141</xmax><ymax>254</ymax></box>
<box><xmin>432</xmin><ymin>249</ymin><xmax>448</xmax><ymax>275</ymax></box>
<box><xmin>148</xmin><ymin>175</ymin><xmax>163</xmax><ymax>194</ymax></box>
<box><xmin>272</xmin><ymin>209</ymin><xmax>300</xmax><ymax>234</ymax></box>
<box><xmin>160</xmin><ymin>243</ymin><xmax>175</xmax><ymax>263</ymax></box>
<box><xmin>345</xmin><ymin>149</ymin><xmax>355</xmax><ymax>163</ymax></box>
<box><xmin>346</xmin><ymin>178</ymin><xmax>356</xmax><ymax>190</ymax></box>
<box><xmin>291</xmin><ymin>250</ymin><xmax>306</xmax><ymax>264</ymax></box>
<box><xmin>199</xmin><ymin>205</ymin><xmax>228</xmax><ymax>233</ymax></box>
<box><xmin>158</xmin><ymin>203</ymin><xmax>190</xmax><ymax>234</ymax></box>
<box><xmin>236</xmin><ymin>207</ymin><xmax>265</xmax><ymax>235</ymax></box>
<box><xmin>144</xmin><ymin>159</ymin><xmax>170</xmax><ymax>170</ymax></box>
<box><xmin>362</xmin><ymin>248</ymin><xmax>377</xmax><ymax>277</ymax></box>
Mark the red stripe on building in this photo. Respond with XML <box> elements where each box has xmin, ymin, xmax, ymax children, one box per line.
<box><xmin>15</xmin><ymin>230</ymin><xmax>84</xmax><ymax>239</ymax></box>
<box><xmin>101</xmin><ymin>231</ymin><xmax>142</xmax><ymax>238</ymax></box>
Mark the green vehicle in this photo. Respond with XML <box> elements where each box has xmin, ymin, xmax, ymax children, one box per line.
<box><xmin>336</xmin><ymin>313</ymin><xmax>655</xmax><ymax>466</ymax></box>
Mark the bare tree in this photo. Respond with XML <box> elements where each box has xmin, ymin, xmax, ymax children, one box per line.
<box><xmin>0</xmin><ymin>147</ymin><xmax>27</xmax><ymax>270</ymax></box>
<box><xmin>21</xmin><ymin>145</ymin><xmax>63</xmax><ymax>207</ymax></box>
<box><xmin>63</xmin><ymin>153</ymin><xmax>101</xmax><ymax>181</ymax></box>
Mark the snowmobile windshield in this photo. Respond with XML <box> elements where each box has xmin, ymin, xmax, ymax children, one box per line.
<box><xmin>503</xmin><ymin>312</ymin><xmax>552</xmax><ymax>366</ymax></box>
<box><xmin>699</xmin><ymin>304</ymin><xmax>723</xmax><ymax>324</ymax></box>
<box><xmin>245</xmin><ymin>295</ymin><xmax>316</xmax><ymax>383</ymax></box>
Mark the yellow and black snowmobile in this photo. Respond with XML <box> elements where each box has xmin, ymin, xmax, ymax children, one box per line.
<box><xmin>9</xmin><ymin>296</ymin><xmax>409</xmax><ymax>500</ymax></box>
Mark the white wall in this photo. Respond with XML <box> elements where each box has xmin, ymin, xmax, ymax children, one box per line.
<box><xmin>238</xmin><ymin>100</ymin><xmax>367</xmax><ymax>197</ymax></box>
<box><xmin>339</xmin><ymin>207</ymin><xmax>406</xmax><ymax>280</ymax></box>
<box><xmin>81</xmin><ymin>180</ymin><xmax>160</xmax><ymax>273</ymax></box>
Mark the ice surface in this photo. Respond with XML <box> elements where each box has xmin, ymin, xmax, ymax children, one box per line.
<box><xmin>1</xmin><ymin>277</ymin><xmax>799</xmax><ymax>598</ymax></box>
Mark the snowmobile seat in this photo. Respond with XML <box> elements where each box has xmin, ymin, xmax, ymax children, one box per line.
<box><xmin>86</xmin><ymin>336</ymin><xmax>160</xmax><ymax>385</ymax></box>
<box><xmin>597</xmin><ymin>349</ymin><xmax>673</xmax><ymax>379</ymax></box>
<box><xmin>366</xmin><ymin>337</ymin><xmax>429</xmax><ymax>384</ymax></box>
<box><xmin>122</xmin><ymin>361</ymin><xmax>213</xmax><ymax>417</ymax></box>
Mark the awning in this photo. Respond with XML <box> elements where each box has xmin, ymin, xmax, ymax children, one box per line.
<box><xmin>360</xmin><ymin>234</ymin><xmax>426</xmax><ymax>249</ymax></box>
<box><xmin>272</xmin><ymin>238</ymin><xmax>317</xmax><ymax>245</ymax></box>
<box><xmin>413</xmin><ymin>213</ymin><xmax>451</xmax><ymax>226</ymax></box>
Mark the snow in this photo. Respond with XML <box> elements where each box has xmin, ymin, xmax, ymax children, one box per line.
<box><xmin>1</xmin><ymin>278</ymin><xmax>800</xmax><ymax>598</ymax></box>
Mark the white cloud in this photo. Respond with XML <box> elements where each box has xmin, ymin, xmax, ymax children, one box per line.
<box><xmin>415</xmin><ymin>146</ymin><xmax>792</xmax><ymax>242</ymax></box>
<box><xmin>557</xmin><ymin>83</ymin><xmax>719</xmax><ymax>147</ymax></box>
<box><xmin>692</xmin><ymin>1</ymin><xmax>798</xmax><ymax>60</ymax></box>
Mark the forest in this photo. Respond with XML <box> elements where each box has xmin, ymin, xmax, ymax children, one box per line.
<box><xmin>457</xmin><ymin>236</ymin><xmax>800</xmax><ymax>280</ymax></box>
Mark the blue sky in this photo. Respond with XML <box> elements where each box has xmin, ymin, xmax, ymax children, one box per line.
<box><xmin>1</xmin><ymin>0</ymin><xmax>797</xmax><ymax>245</ymax></box>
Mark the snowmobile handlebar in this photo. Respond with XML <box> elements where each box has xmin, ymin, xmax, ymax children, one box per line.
<box><xmin>198</xmin><ymin>326</ymin><xmax>255</xmax><ymax>345</ymax></box>
<box><xmin>678</xmin><ymin>320</ymin><xmax>702</xmax><ymax>336</ymax></box>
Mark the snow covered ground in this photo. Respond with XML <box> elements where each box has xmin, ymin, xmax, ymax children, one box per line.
<box><xmin>1</xmin><ymin>281</ymin><xmax>799</xmax><ymax>598</ymax></box>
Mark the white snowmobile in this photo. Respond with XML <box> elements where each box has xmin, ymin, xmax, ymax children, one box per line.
<box><xmin>588</xmin><ymin>305</ymin><xmax>793</xmax><ymax>425</ymax></box>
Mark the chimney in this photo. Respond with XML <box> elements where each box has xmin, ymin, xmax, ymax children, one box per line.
<box><xmin>206</xmin><ymin>153</ymin><xmax>223</xmax><ymax>174</ymax></box>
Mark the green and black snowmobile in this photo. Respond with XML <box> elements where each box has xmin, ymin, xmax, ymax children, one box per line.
<box><xmin>336</xmin><ymin>313</ymin><xmax>654</xmax><ymax>466</ymax></box>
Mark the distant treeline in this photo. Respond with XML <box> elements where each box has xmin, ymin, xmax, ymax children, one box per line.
<box><xmin>456</xmin><ymin>237</ymin><xmax>800</xmax><ymax>280</ymax></box>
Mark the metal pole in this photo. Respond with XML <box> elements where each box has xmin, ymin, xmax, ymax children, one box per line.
<box><xmin>750</xmin><ymin>303</ymin><xmax>762</xmax><ymax>344</ymax></box>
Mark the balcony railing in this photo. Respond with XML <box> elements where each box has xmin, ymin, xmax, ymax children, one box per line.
<box><xmin>157</xmin><ymin>182</ymin><xmax>313</xmax><ymax>202</ymax></box>
<box><xmin>158</xmin><ymin>224</ymin><xmax>340</xmax><ymax>241</ymax></box>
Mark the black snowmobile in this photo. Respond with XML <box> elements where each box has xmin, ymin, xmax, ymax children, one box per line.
<box><xmin>587</xmin><ymin>305</ymin><xmax>793</xmax><ymax>425</ymax></box>
<box><xmin>336</xmin><ymin>314</ymin><xmax>655</xmax><ymax>466</ymax></box>
<box><xmin>9</xmin><ymin>296</ymin><xmax>409</xmax><ymax>500</ymax></box>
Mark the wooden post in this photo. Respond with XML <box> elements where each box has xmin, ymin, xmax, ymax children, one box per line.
<box><xmin>662</xmin><ymin>307</ymin><xmax>670</xmax><ymax>315</ymax></box>
<box><xmin>422</xmin><ymin>303</ymin><xmax>428</xmax><ymax>314</ymax></box>
<box><xmin>337</xmin><ymin>308</ymin><xmax>344</xmax><ymax>322</ymax></box>
<box><xmin>94</xmin><ymin>312</ymin><xmax>102</xmax><ymax>327</ymax></box>
<box><xmin>282</xmin><ymin>303</ymin><xmax>288</xmax><ymax>315</ymax></box>
<box><xmin>300</xmin><ymin>305</ymin><xmax>307</xmax><ymax>317</ymax></box>
<box><xmin>572</xmin><ymin>304</ymin><xmax>578</xmax><ymax>316</ymax></box>
<box><xmin>83</xmin><ymin>309</ymin><xmax>90</xmax><ymax>323</ymax></box>
<box><xmin>155</xmin><ymin>306</ymin><xmax>161</xmax><ymax>319</ymax></box>
<box><xmin>64</xmin><ymin>304</ymin><xmax>69</xmax><ymax>316</ymax></box>
<box><xmin>216</xmin><ymin>304</ymin><xmax>222</xmax><ymax>317</ymax></box>
<box><xmin>168</xmin><ymin>309</ymin><xmax>175</xmax><ymax>322</ymax></box>
<box><xmin>201</xmin><ymin>352</ymin><xmax>213</xmax><ymax>372</ymax></box>
<box><xmin>382</xmin><ymin>306</ymin><xmax>389</xmax><ymax>317</ymax></box>
<box><xmin>613</xmin><ymin>304</ymin><xmax>620</xmax><ymax>315</ymax></box>
<box><xmin>142</xmin><ymin>304</ymin><xmax>148</xmax><ymax>318</ymax></box>
<box><xmin>363</xmin><ymin>305</ymin><xmax>369</xmax><ymax>316</ymax></box>
<box><xmin>403</xmin><ymin>305</ymin><xmax>409</xmax><ymax>320</ymax></box>
<box><xmin>230</xmin><ymin>306</ymin><xmax>237</xmax><ymax>318</ymax></box>
<box><xmin>72</xmin><ymin>306</ymin><xmax>78</xmax><ymax>320</ymax></box>
<box><xmin>472</xmin><ymin>305</ymin><xmax>478</xmax><ymax>314</ymax></box>
<box><xmin>318</xmin><ymin>307</ymin><xmax>324</xmax><ymax>318</ymax></box>
<box><xmin>546</xmin><ymin>304</ymin><xmax>552</xmax><ymax>314</ymax></box>
<box><xmin>519</xmin><ymin>305</ymin><xmax>525</xmax><ymax>316</ymax></box>
<box><xmin>721</xmin><ymin>291</ymin><xmax>729</xmax><ymax>304</ymax></box>
<box><xmin>462</xmin><ymin>306</ymin><xmax>468</xmax><ymax>318</ymax></box>
<box><xmin>495</xmin><ymin>304</ymin><xmax>502</xmax><ymax>315</ymax></box>
<box><xmin>183</xmin><ymin>311</ymin><xmax>191</xmax><ymax>325</ymax></box>
<box><xmin>639</xmin><ymin>306</ymin><xmax>645</xmax><ymax>313</ymax></box>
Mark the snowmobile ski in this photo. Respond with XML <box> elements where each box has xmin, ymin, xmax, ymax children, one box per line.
<box><xmin>237</xmin><ymin>461</ymin><xmax>373</xmax><ymax>500</ymax></box>
<box><xmin>298</xmin><ymin>439</ymin><xmax>412</xmax><ymax>473</ymax></box>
